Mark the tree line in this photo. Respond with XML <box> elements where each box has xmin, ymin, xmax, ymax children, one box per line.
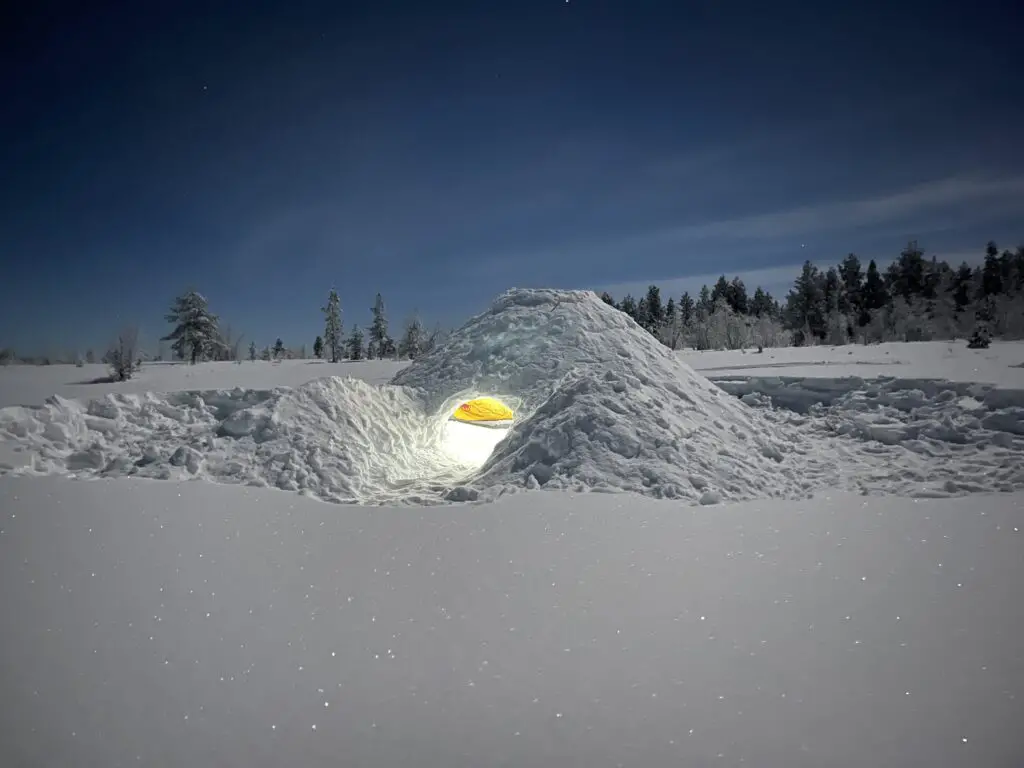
<box><xmin>0</xmin><ymin>287</ymin><xmax>445</xmax><ymax>377</ymax></box>
<box><xmin>152</xmin><ymin>287</ymin><xmax>443</xmax><ymax>374</ymax></box>
<box><xmin>598</xmin><ymin>239</ymin><xmax>1024</xmax><ymax>351</ymax></box>
<box><xmin>3</xmin><ymin>238</ymin><xmax>1021</xmax><ymax>377</ymax></box>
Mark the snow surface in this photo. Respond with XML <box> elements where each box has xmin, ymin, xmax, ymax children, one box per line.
<box><xmin>1</xmin><ymin>289</ymin><xmax>1022</xmax><ymax>765</ymax></box>
<box><xmin>2</xmin><ymin>289</ymin><xmax>1024</xmax><ymax>504</ymax></box>
<box><xmin>0</xmin><ymin>476</ymin><xmax>1021</xmax><ymax>767</ymax></box>
<box><xmin>685</xmin><ymin>339</ymin><xmax>1024</xmax><ymax>387</ymax></box>
<box><xmin>0</xmin><ymin>358</ymin><xmax>407</xmax><ymax>409</ymax></box>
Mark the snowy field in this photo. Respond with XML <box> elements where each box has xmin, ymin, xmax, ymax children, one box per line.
<box><xmin>687</xmin><ymin>339</ymin><xmax>1024</xmax><ymax>386</ymax></box>
<box><xmin>2</xmin><ymin>339</ymin><xmax>1023</xmax><ymax>410</ymax></box>
<box><xmin>1</xmin><ymin>289</ymin><xmax>1022</xmax><ymax>766</ymax></box>
<box><xmin>0</xmin><ymin>357</ymin><xmax>407</xmax><ymax>409</ymax></box>
<box><xmin>2</xmin><ymin>478</ymin><xmax>1021</xmax><ymax>767</ymax></box>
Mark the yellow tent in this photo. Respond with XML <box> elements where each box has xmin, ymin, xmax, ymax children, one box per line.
<box><xmin>449</xmin><ymin>396</ymin><xmax>514</xmax><ymax>428</ymax></box>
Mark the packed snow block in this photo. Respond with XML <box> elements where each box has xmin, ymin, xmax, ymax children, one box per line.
<box><xmin>393</xmin><ymin>288</ymin><xmax>815</xmax><ymax>502</ymax></box>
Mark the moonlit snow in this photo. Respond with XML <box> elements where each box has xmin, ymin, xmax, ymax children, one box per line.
<box><xmin>3</xmin><ymin>288</ymin><xmax>1022</xmax><ymax>504</ymax></box>
<box><xmin>1</xmin><ymin>288</ymin><xmax>1022</xmax><ymax>767</ymax></box>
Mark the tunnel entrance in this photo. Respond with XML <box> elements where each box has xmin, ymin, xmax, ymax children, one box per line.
<box><xmin>439</xmin><ymin>396</ymin><xmax>514</xmax><ymax>468</ymax></box>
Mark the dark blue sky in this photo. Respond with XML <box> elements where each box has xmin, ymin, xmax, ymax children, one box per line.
<box><xmin>2</xmin><ymin>0</ymin><xmax>1022</xmax><ymax>354</ymax></box>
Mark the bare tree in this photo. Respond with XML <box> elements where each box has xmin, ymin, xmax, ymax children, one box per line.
<box><xmin>752</xmin><ymin>313</ymin><xmax>788</xmax><ymax>349</ymax></box>
<box><xmin>217</xmin><ymin>324</ymin><xmax>245</xmax><ymax>361</ymax></box>
<box><xmin>106</xmin><ymin>325</ymin><xmax>140</xmax><ymax>381</ymax></box>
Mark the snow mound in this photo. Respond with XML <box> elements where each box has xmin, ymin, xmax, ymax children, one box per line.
<box><xmin>393</xmin><ymin>288</ymin><xmax>827</xmax><ymax>502</ymax></box>
<box><xmin>0</xmin><ymin>380</ymin><xmax>473</xmax><ymax>504</ymax></box>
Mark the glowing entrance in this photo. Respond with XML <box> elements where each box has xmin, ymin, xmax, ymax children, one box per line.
<box><xmin>440</xmin><ymin>396</ymin><xmax>514</xmax><ymax>468</ymax></box>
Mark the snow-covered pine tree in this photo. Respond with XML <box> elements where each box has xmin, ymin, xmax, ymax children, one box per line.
<box><xmin>980</xmin><ymin>241</ymin><xmax>1004</xmax><ymax>298</ymax></box>
<box><xmin>950</xmin><ymin>262</ymin><xmax>974</xmax><ymax>312</ymax></box>
<box><xmin>162</xmin><ymin>290</ymin><xmax>222</xmax><ymax>364</ymax></box>
<box><xmin>369</xmin><ymin>293</ymin><xmax>391</xmax><ymax>359</ymax></box>
<box><xmin>313</xmin><ymin>335</ymin><xmax>324</xmax><ymax>359</ymax></box>
<box><xmin>1012</xmin><ymin>246</ymin><xmax>1024</xmax><ymax>293</ymax></box>
<box><xmin>399</xmin><ymin>315</ymin><xmax>425</xmax><ymax>359</ymax></box>
<box><xmin>750</xmin><ymin>287</ymin><xmax>773</xmax><ymax>317</ymax></box>
<box><xmin>696</xmin><ymin>285</ymin><xmax>712</xmax><ymax>317</ymax></box>
<box><xmin>784</xmin><ymin>261</ymin><xmax>826</xmax><ymax>345</ymax></box>
<box><xmin>346</xmin><ymin>325</ymin><xmax>365</xmax><ymax>361</ymax></box>
<box><xmin>824</xmin><ymin>276</ymin><xmax>850</xmax><ymax>345</ymax></box>
<box><xmin>617</xmin><ymin>294</ymin><xmax>637</xmax><ymax>320</ymax></box>
<box><xmin>644</xmin><ymin>285</ymin><xmax>664</xmax><ymax>335</ymax></box>
<box><xmin>886</xmin><ymin>241</ymin><xmax>928</xmax><ymax>301</ymax></box>
<box><xmin>710</xmin><ymin>276</ymin><xmax>730</xmax><ymax>312</ymax></box>
<box><xmin>862</xmin><ymin>260</ymin><xmax>889</xmax><ymax>315</ymax></box>
<box><xmin>678</xmin><ymin>292</ymin><xmax>695</xmax><ymax>331</ymax></box>
<box><xmin>659</xmin><ymin>297</ymin><xmax>683</xmax><ymax>349</ymax></box>
<box><xmin>636</xmin><ymin>296</ymin><xmax>650</xmax><ymax>331</ymax></box>
<box><xmin>322</xmin><ymin>289</ymin><xmax>343</xmax><ymax>363</ymax></box>
<box><xmin>838</xmin><ymin>253</ymin><xmax>864</xmax><ymax>318</ymax></box>
<box><xmin>726</xmin><ymin>277</ymin><xmax>749</xmax><ymax>315</ymax></box>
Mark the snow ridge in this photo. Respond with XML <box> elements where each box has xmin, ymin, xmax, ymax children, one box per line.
<box><xmin>0</xmin><ymin>380</ymin><xmax>473</xmax><ymax>504</ymax></box>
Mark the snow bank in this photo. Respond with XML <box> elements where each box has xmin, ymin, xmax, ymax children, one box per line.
<box><xmin>2</xmin><ymin>289</ymin><xmax>1023</xmax><ymax>504</ymax></box>
<box><xmin>0</xmin><ymin>380</ymin><xmax>475</xmax><ymax>504</ymax></box>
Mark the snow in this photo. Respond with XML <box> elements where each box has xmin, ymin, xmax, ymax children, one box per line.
<box><xmin>0</xmin><ymin>359</ymin><xmax>406</xmax><ymax>408</ymax></box>
<box><xmin>684</xmin><ymin>339</ymin><xmax>1024</xmax><ymax>386</ymax></box>
<box><xmin>1</xmin><ymin>287</ymin><xmax>1023</xmax><ymax>765</ymax></box>
<box><xmin>2</xmin><ymin>289</ymin><xmax>1023</xmax><ymax>503</ymax></box>
<box><xmin>0</xmin><ymin>477</ymin><xmax>1021</xmax><ymax>767</ymax></box>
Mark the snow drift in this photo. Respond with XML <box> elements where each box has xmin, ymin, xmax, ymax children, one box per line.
<box><xmin>0</xmin><ymin>380</ymin><xmax>472</xmax><ymax>505</ymax></box>
<box><xmin>1</xmin><ymin>289</ymin><xmax>1023</xmax><ymax>504</ymax></box>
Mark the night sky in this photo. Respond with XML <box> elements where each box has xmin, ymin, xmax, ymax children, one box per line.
<box><xmin>2</xmin><ymin>0</ymin><xmax>1021</xmax><ymax>354</ymax></box>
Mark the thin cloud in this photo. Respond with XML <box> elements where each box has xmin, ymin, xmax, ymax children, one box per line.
<box><xmin>622</xmin><ymin>175</ymin><xmax>1024</xmax><ymax>247</ymax></box>
<box><xmin>475</xmin><ymin>173</ymin><xmax>1024</xmax><ymax>276</ymax></box>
